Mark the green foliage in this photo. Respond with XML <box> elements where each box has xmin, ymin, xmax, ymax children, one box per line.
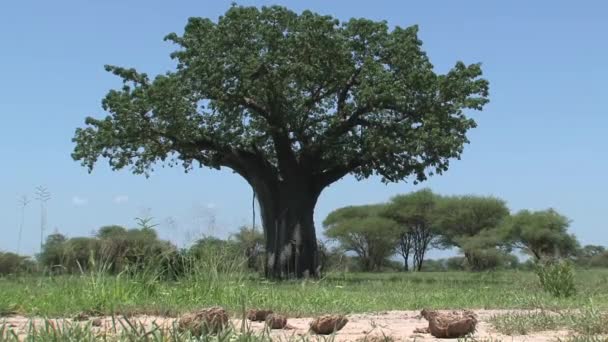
<box><xmin>575</xmin><ymin>245</ymin><xmax>608</xmax><ymax>268</ymax></box>
<box><xmin>502</xmin><ymin>209</ymin><xmax>579</xmax><ymax>260</ymax></box>
<box><xmin>72</xmin><ymin>5</ymin><xmax>489</xmax><ymax>185</ymax></box>
<box><xmin>444</xmin><ymin>256</ymin><xmax>467</xmax><ymax>271</ymax></box>
<box><xmin>188</xmin><ymin>236</ymin><xmax>247</xmax><ymax>275</ymax></box>
<box><xmin>383</xmin><ymin>189</ymin><xmax>441</xmax><ymax>271</ymax></box>
<box><xmin>37</xmin><ymin>233</ymin><xmax>68</xmax><ymax>272</ymax></box>
<box><xmin>324</xmin><ymin>205</ymin><xmax>399</xmax><ymax>271</ymax></box>
<box><xmin>435</xmin><ymin>195</ymin><xmax>510</xmax><ymax>244</ymax></box>
<box><xmin>231</xmin><ymin>226</ymin><xmax>265</xmax><ymax>271</ymax></box>
<box><xmin>535</xmin><ymin>259</ymin><xmax>576</xmax><ymax>298</ymax></box>
<box><xmin>0</xmin><ymin>252</ymin><xmax>35</xmax><ymax>276</ymax></box>
<box><xmin>37</xmin><ymin>223</ymin><xmax>181</xmax><ymax>278</ymax></box>
<box><xmin>464</xmin><ymin>247</ymin><xmax>518</xmax><ymax>271</ymax></box>
<box><xmin>434</xmin><ymin>195</ymin><xmax>510</xmax><ymax>268</ymax></box>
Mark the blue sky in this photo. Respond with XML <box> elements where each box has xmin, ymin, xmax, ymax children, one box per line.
<box><xmin>1</xmin><ymin>1</ymin><xmax>606</xmax><ymax>256</ymax></box>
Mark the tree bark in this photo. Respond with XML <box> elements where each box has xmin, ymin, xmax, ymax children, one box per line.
<box><xmin>252</xmin><ymin>177</ymin><xmax>322</xmax><ymax>279</ymax></box>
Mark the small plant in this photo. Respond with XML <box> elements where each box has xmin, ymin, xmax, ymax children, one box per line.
<box><xmin>535</xmin><ymin>259</ymin><xmax>576</xmax><ymax>298</ymax></box>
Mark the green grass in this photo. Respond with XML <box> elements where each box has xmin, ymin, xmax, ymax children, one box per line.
<box><xmin>2</xmin><ymin>269</ymin><xmax>608</xmax><ymax>318</ymax></box>
<box><xmin>489</xmin><ymin>306</ymin><xmax>608</xmax><ymax>337</ymax></box>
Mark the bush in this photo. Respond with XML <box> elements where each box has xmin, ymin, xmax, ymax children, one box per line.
<box><xmin>589</xmin><ymin>252</ymin><xmax>608</xmax><ymax>268</ymax></box>
<box><xmin>535</xmin><ymin>259</ymin><xmax>576</xmax><ymax>297</ymax></box>
<box><xmin>464</xmin><ymin>248</ymin><xmax>518</xmax><ymax>271</ymax></box>
<box><xmin>445</xmin><ymin>256</ymin><xmax>467</xmax><ymax>271</ymax></box>
<box><xmin>0</xmin><ymin>252</ymin><xmax>35</xmax><ymax>275</ymax></box>
<box><xmin>420</xmin><ymin>259</ymin><xmax>446</xmax><ymax>272</ymax></box>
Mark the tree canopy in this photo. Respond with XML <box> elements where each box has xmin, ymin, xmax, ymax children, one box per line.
<box><xmin>324</xmin><ymin>205</ymin><xmax>398</xmax><ymax>271</ymax></box>
<box><xmin>502</xmin><ymin>209</ymin><xmax>579</xmax><ymax>260</ymax></box>
<box><xmin>383</xmin><ymin>188</ymin><xmax>441</xmax><ymax>271</ymax></box>
<box><xmin>433</xmin><ymin>195</ymin><xmax>509</xmax><ymax>269</ymax></box>
<box><xmin>73</xmin><ymin>4</ymin><xmax>488</xmax><ymax>187</ymax></box>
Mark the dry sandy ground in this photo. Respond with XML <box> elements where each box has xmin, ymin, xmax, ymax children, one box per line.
<box><xmin>0</xmin><ymin>310</ymin><xmax>579</xmax><ymax>341</ymax></box>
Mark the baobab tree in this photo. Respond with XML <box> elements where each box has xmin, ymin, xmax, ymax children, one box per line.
<box><xmin>72</xmin><ymin>5</ymin><xmax>489</xmax><ymax>279</ymax></box>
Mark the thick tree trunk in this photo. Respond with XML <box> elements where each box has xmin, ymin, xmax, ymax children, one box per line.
<box><xmin>253</xmin><ymin>178</ymin><xmax>321</xmax><ymax>279</ymax></box>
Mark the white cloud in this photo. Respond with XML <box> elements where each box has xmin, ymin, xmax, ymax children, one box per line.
<box><xmin>206</xmin><ymin>203</ymin><xmax>216</xmax><ymax>209</ymax></box>
<box><xmin>113</xmin><ymin>195</ymin><xmax>129</xmax><ymax>204</ymax></box>
<box><xmin>72</xmin><ymin>196</ymin><xmax>88</xmax><ymax>206</ymax></box>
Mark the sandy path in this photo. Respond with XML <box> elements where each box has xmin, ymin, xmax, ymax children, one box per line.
<box><xmin>1</xmin><ymin>310</ymin><xmax>576</xmax><ymax>341</ymax></box>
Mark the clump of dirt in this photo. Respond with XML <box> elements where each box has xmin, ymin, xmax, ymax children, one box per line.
<box><xmin>419</xmin><ymin>309</ymin><xmax>477</xmax><ymax>338</ymax></box>
<box><xmin>265</xmin><ymin>314</ymin><xmax>288</xmax><ymax>329</ymax></box>
<box><xmin>91</xmin><ymin>318</ymin><xmax>102</xmax><ymax>327</ymax></box>
<box><xmin>247</xmin><ymin>309</ymin><xmax>274</xmax><ymax>322</ymax></box>
<box><xmin>310</xmin><ymin>314</ymin><xmax>348</xmax><ymax>334</ymax></box>
<box><xmin>72</xmin><ymin>312</ymin><xmax>89</xmax><ymax>321</ymax></box>
<box><xmin>177</xmin><ymin>306</ymin><xmax>229</xmax><ymax>336</ymax></box>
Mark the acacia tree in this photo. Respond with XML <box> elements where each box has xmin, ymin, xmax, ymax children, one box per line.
<box><xmin>324</xmin><ymin>205</ymin><xmax>398</xmax><ymax>271</ymax></box>
<box><xmin>383</xmin><ymin>189</ymin><xmax>441</xmax><ymax>271</ymax></box>
<box><xmin>502</xmin><ymin>209</ymin><xmax>579</xmax><ymax>260</ymax></box>
<box><xmin>435</xmin><ymin>195</ymin><xmax>509</xmax><ymax>268</ymax></box>
<box><xmin>72</xmin><ymin>5</ymin><xmax>489</xmax><ymax>279</ymax></box>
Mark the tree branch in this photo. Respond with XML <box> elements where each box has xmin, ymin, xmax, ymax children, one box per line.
<box><xmin>337</xmin><ymin>69</ymin><xmax>361</xmax><ymax>117</ymax></box>
<box><xmin>315</xmin><ymin>158</ymin><xmax>363</xmax><ymax>189</ymax></box>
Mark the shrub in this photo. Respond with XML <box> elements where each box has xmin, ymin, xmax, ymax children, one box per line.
<box><xmin>535</xmin><ymin>258</ymin><xmax>576</xmax><ymax>297</ymax></box>
<box><xmin>445</xmin><ymin>256</ymin><xmax>467</xmax><ymax>271</ymax></box>
<box><xmin>0</xmin><ymin>252</ymin><xmax>35</xmax><ymax>275</ymax></box>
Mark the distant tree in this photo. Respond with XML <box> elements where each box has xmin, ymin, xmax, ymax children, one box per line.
<box><xmin>95</xmin><ymin>224</ymin><xmax>176</xmax><ymax>274</ymax></box>
<box><xmin>0</xmin><ymin>252</ymin><xmax>34</xmax><ymax>276</ymax></box>
<box><xmin>434</xmin><ymin>195</ymin><xmax>510</xmax><ymax>267</ymax></box>
<box><xmin>383</xmin><ymin>189</ymin><xmax>441</xmax><ymax>271</ymax></box>
<box><xmin>420</xmin><ymin>258</ymin><xmax>445</xmax><ymax>272</ymax></box>
<box><xmin>444</xmin><ymin>256</ymin><xmax>467</xmax><ymax>271</ymax></box>
<box><xmin>324</xmin><ymin>205</ymin><xmax>399</xmax><ymax>271</ymax></box>
<box><xmin>97</xmin><ymin>225</ymin><xmax>128</xmax><ymax>238</ymax></box>
<box><xmin>38</xmin><ymin>233</ymin><xmax>68</xmax><ymax>272</ymax></box>
<box><xmin>589</xmin><ymin>252</ymin><xmax>608</xmax><ymax>268</ymax></box>
<box><xmin>232</xmin><ymin>226</ymin><xmax>265</xmax><ymax>271</ymax></box>
<box><xmin>63</xmin><ymin>237</ymin><xmax>101</xmax><ymax>272</ymax></box>
<box><xmin>578</xmin><ymin>245</ymin><xmax>606</xmax><ymax>259</ymax></box>
<box><xmin>455</xmin><ymin>227</ymin><xmax>514</xmax><ymax>271</ymax></box>
<box><xmin>576</xmin><ymin>245</ymin><xmax>607</xmax><ymax>267</ymax></box>
<box><xmin>502</xmin><ymin>209</ymin><xmax>579</xmax><ymax>260</ymax></box>
<box><xmin>72</xmin><ymin>5</ymin><xmax>490</xmax><ymax>279</ymax></box>
<box><xmin>317</xmin><ymin>240</ymin><xmax>350</xmax><ymax>272</ymax></box>
<box><xmin>189</xmin><ymin>236</ymin><xmax>240</xmax><ymax>261</ymax></box>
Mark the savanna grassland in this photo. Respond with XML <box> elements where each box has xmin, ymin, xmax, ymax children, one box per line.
<box><xmin>1</xmin><ymin>269</ymin><xmax>608</xmax><ymax>318</ymax></box>
<box><xmin>2</xmin><ymin>263</ymin><xmax>608</xmax><ymax>341</ymax></box>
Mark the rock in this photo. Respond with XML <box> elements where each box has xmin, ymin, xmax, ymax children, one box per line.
<box><xmin>91</xmin><ymin>318</ymin><xmax>102</xmax><ymax>327</ymax></box>
<box><xmin>178</xmin><ymin>306</ymin><xmax>229</xmax><ymax>336</ymax></box>
<box><xmin>265</xmin><ymin>314</ymin><xmax>288</xmax><ymax>329</ymax></box>
<box><xmin>309</xmin><ymin>315</ymin><xmax>348</xmax><ymax>335</ymax></box>
<box><xmin>247</xmin><ymin>309</ymin><xmax>273</xmax><ymax>322</ymax></box>
<box><xmin>420</xmin><ymin>309</ymin><xmax>477</xmax><ymax>338</ymax></box>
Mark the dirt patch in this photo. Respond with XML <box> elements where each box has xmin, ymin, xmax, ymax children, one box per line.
<box><xmin>0</xmin><ymin>309</ymin><xmax>585</xmax><ymax>341</ymax></box>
